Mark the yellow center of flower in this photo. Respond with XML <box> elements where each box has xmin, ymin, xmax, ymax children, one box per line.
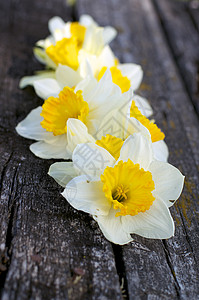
<box><xmin>46</xmin><ymin>38</ymin><xmax>79</xmax><ymax>70</ymax></box>
<box><xmin>70</xmin><ymin>22</ymin><xmax>86</xmax><ymax>48</ymax></box>
<box><xmin>96</xmin><ymin>135</ymin><xmax>124</xmax><ymax>160</ymax></box>
<box><xmin>114</xmin><ymin>58</ymin><xmax>119</xmax><ymax>66</ymax></box>
<box><xmin>46</xmin><ymin>22</ymin><xmax>86</xmax><ymax>70</ymax></box>
<box><xmin>40</xmin><ymin>87</ymin><xmax>89</xmax><ymax>136</ymax></box>
<box><xmin>101</xmin><ymin>159</ymin><xmax>155</xmax><ymax>217</ymax></box>
<box><xmin>98</xmin><ymin>66</ymin><xmax>131</xmax><ymax>93</ymax></box>
<box><xmin>130</xmin><ymin>101</ymin><xmax>165</xmax><ymax>142</ymax></box>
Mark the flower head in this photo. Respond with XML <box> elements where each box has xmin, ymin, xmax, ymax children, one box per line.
<box><xmin>93</xmin><ymin>93</ymin><xmax>168</xmax><ymax>162</ymax></box>
<box><xmin>33</xmin><ymin>15</ymin><xmax>117</xmax><ymax>70</ymax></box>
<box><xmin>49</xmin><ymin>133</ymin><xmax>184</xmax><ymax>245</ymax></box>
<box><xmin>16</xmin><ymin>70</ymin><xmax>132</xmax><ymax>159</ymax></box>
<box><xmin>20</xmin><ymin>51</ymin><xmax>143</xmax><ymax>97</ymax></box>
<box><xmin>27</xmin><ymin>64</ymin><xmax>167</xmax><ymax>162</ymax></box>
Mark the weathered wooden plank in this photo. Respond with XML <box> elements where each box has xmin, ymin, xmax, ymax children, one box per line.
<box><xmin>0</xmin><ymin>1</ymin><xmax>122</xmax><ymax>299</ymax></box>
<box><xmin>1</xmin><ymin>0</ymin><xmax>199</xmax><ymax>299</ymax></box>
<box><xmin>188</xmin><ymin>0</ymin><xmax>199</xmax><ymax>33</ymax></box>
<box><xmin>153</xmin><ymin>0</ymin><xmax>199</xmax><ymax>115</ymax></box>
<box><xmin>77</xmin><ymin>0</ymin><xmax>199</xmax><ymax>299</ymax></box>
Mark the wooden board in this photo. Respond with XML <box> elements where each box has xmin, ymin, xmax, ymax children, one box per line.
<box><xmin>153</xmin><ymin>0</ymin><xmax>199</xmax><ymax>117</ymax></box>
<box><xmin>0</xmin><ymin>0</ymin><xmax>199</xmax><ymax>299</ymax></box>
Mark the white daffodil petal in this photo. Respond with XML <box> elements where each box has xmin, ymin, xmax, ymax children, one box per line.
<box><xmin>30</xmin><ymin>134</ymin><xmax>69</xmax><ymax>159</ymax></box>
<box><xmin>83</xmin><ymin>26</ymin><xmax>104</xmax><ymax>55</ymax></box>
<box><xmin>118</xmin><ymin>63</ymin><xmax>143</xmax><ymax>91</ymax></box>
<box><xmin>103</xmin><ymin>26</ymin><xmax>117</xmax><ymax>45</ymax></box>
<box><xmin>94</xmin><ymin>208</ymin><xmax>133</xmax><ymax>245</ymax></box>
<box><xmin>79</xmin><ymin>15</ymin><xmax>97</xmax><ymax>27</ymax></box>
<box><xmin>33</xmin><ymin>47</ymin><xmax>56</xmax><ymax>69</ymax></box>
<box><xmin>19</xmin><ymin>71</ymin><xmax>56</xmax><ymax>89</ymax></box>
<box><xmin>33</xmin><ymin>78</ymin><xmax>61</xmax><ymax>100</ymax></box>
<box><xmin>48</xmin><ymin>16</ymin><xmax>65</xmax><ymax>34</ymax></box>
<box><xmin>87</xmin><ymin>88</ymin><xmax>122</xmax><ymax>128</ymax></box>
<box><xmin>43</xmin><ymin>36</ymin><xmax>55</xmax><ymax>48</ymax></box>
<box><xmin>152</xmin><ymin>140</ymin><xmax>169</xmax><ymax>162</ymax></box>
<box><xmin>78</xmin><ymin>56</ymin><xmax>95</xmax><ymax>78</ymax></box>
<box><xmin>94</xmin><ymin>109</ymin><xmax>125</xmax><ymax>141</ymax></box>
<box><xmin>55</xmin><ymin>64</ymin><xmax>82</xmax><ymax>88</ymax></box>
<box><xmin>122</xmin><ymin>198</ymin><xmax>175</xmax><ymax>239</ymax></box>
<box><xmin>36</xmin><ymin>39</ymin><xmax>45</xmax><ymax>48</ymax></box>
<box><xmin>72</xmin><ymin>143</ymin><xmax>115</xmax><ymax>177</ymax></box>
<box><xmin>78</xmin><ymin>47</ymin><xmax>115</xmax><ymax>78</ymax></box>
<box><xmin>62</xmin><ymin>175</ymin><xmax>110</xmax><ymax>215</ymax></box>
<box><xmin>90</xmin><ymin>69</ymin><xmax>115</xmax><ymax>106</ymax></box>
<box><xmin>77</xmin><ymin>70</ymin><xmax>113</xmax><ymax>113</ymax></box>
<box><xmin>133</xmin><ymin>94</ymin><xmax>153</xmax><ymax>118</ymax></box>
<box><xmin>78</xmin><ymin>50</ymin><xmax>97</xmax><ymax>77</ymax></box>
<box><xmin>118</xmin><ymin>133</ymin><xmax>153</xmax><ymax>170</ymax></box>
<box><xmin>124</xmin><ymin>117</ymin><xmax>151</xmax><ymax>142</ymax></box>
<box><xmin>48</xmin><ymin>162</ymin><xmax>78</xmax><ymax>187</ymax></box>
<box><xmin>94</xmin><ymin>89</ymin><xmax>133</xmax><ymax>140</ymax></box>
<box><xmin>86</xmin><ymin>70</ymin><xmax>131</xmax><ymax>130</ymax></box>
<box><xmin>149</xmin><ymin>161</ymin><xmax>185</xmax><ymax>207</ymax></box>
<box><xmin>16</xmin><ymin>107</ymin><xmax>53</xmax><ymax>141</ymax></box>
<box><xmin>115</xmin><ymin>89</ymin><xmax>133</xmax><ymax>122</ymax></box>
<box><xmin>82</xmin><ymin>59</ymin><xmax>94</xmax><ymax>78</ymax></box>
<box><xmin>97</xmin><ymin>46</ymin><xmax>116</xmax><ymax>71</ymax></box>
<box><xmin>53</xmin><ymin>28</ymin><xmax>66</xmax><ymax>42</ymax></box>
<box><xmin>75</xmin><ymin>76</ymin><xmax>97</xmax><ymax>100</ymax></box>
<box><xmin>67</xmin><ymin>119</ymin><xmax>96</xmax><ymax>155</ymax></box>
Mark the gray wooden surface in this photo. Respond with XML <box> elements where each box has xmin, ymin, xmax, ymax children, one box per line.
<box><xmin>0</xmin><ymin>0</ymin><xmax>199</xmax><ymax>299</ymax></box>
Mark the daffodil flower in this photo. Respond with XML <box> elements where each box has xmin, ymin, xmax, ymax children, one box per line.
<box><xmin>19</xmin><ymin>45</ymin><xmax>115</xmax><ymax>88</ymax></box>
<box><xmin>72</xmin><ymin>52</ymin><xmax>144</xmax><ymax>92</ymax></box>
<box><xmin>19</xmin><ymin>15</ymin><xmax>117</xmax><ymax>88</ymax></box>
<box><xmin>34</xmin><ymin>15</ymin><xmax>117</xmax><ymax>69</ymax></box>
<box><xmin>44</xmin><ymin>85</ymin><xmax>168</xmax><ymax>162</ymax></box>
<box><xmin>94</xmin><ymin>99</ymin><xmax>169</xmax><ymax>162</ymax></box>
<box><xmin>28</xmin><ymin>63</ymin><xmax>167</xmax><ymax>161</ymax></box>
<box><xmin>16</xmin><ymin>70</ymin><xmax>134</xmax><ymax>159</ymax></box>
<box><xmin>20</xmin><ymin>50</ymin><xmax>143</xmax><ymax>95</ymax></box>
<box><xmin>19</xmin><ymin>15</ymin><xmax>143</xmax><ymax>92</ymax></box>
<box><xmin>27</xmin><ymin>59</ymin><xmax>143</xmax><ymax>102</ymax></box>
<box><xmin>49</xmin><ymin>133</ymin><xmax>184</xmax><ymax>245</ymax></box>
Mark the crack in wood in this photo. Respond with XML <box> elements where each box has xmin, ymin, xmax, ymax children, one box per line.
<box><xmin>187</xmin><ymin>2</ymin><xmax>199</xmax><ymax>33</ymax></box>
<box><xmin>0</xmin><ymin>153</ymin><xmax>15</xmax><ymax>294</ymax></box>
<box><xmin>0</xmin><ymin>207</ymin><xmax>14</xmax><ymax>296</ymax></box>
<box><xmin>196</xmin><ymin>60</ymin><xmax>199</xmax><ymax>96</ymax></box>
<box><xmin>112</xmin><ymin>244</ymin><xmax>129</xmax><ymax>300</ymax></box>
<box><xmin>162</xmin><ymin>240</ymin><xmax>181</xmax><ymax>298</ymax></box>
<box><xmin>0</xmin><ymin>162</ymin><xmax>21</xmax><ymax>295</ymax></box>
<box><xmin>71</xmin><ymin>1</ymin><xmax>78</xmax><ymax>22</ymax></box>
<box><xmin>0</xmin><ymin>152</ymin><xmax>13</xmax><ymax>195</ymax></box>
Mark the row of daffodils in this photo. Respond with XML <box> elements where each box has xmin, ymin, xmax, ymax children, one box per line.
<box><xmin>16</xmin><ymin>15</ymin><xmax>184</xmax><ymax>245</ymax></box>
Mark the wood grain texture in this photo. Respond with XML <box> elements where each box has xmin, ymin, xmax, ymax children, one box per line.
<box><xmin>188</xmin><ymin>1</ymin><xmax>199</xmax><ymax>33</ymax></box>
<box><xmin>0</xmin><ymin>0</ymin><xmax>199</xmax><ymax>299</ymax></box>
<box><xmin>153</xmin><ymin>0</ymin><xmax>199</xmax><ymax>115</ymax></box>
